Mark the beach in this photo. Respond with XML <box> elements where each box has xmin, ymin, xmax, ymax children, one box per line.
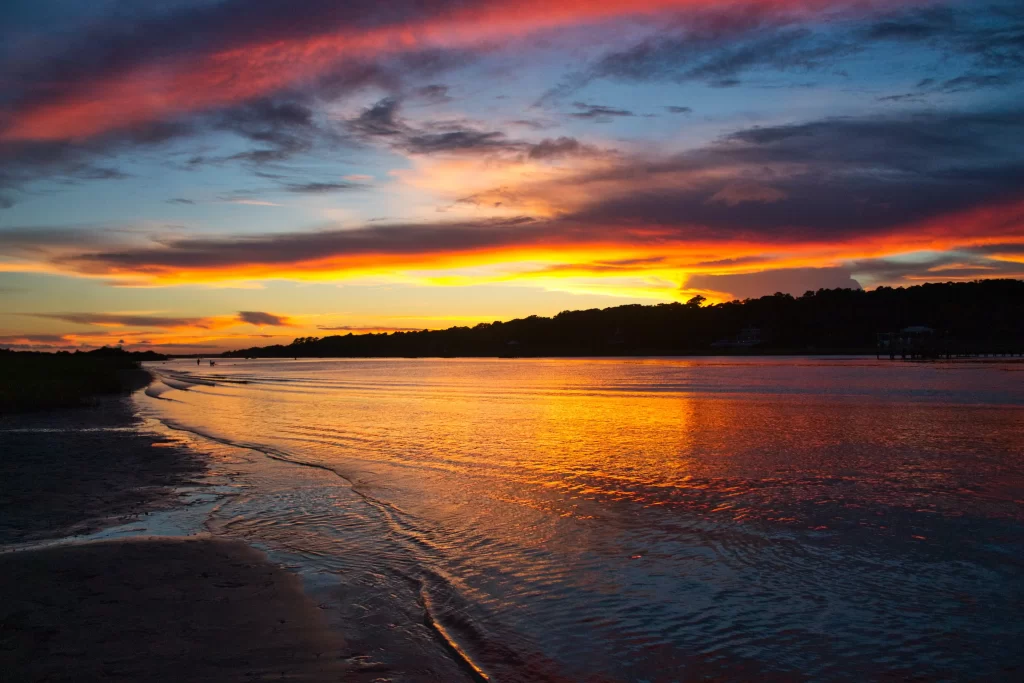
<box><xmin>0</xmin><ymin>389</ymin><xmax>204</xmax><ymax>544</ymax></box>
<box><xmin>3</xmin><ymin>357</ymin><xmax>1023</xmax><ymax>681</ymax></box>
<box><xmin>0</xmin><ymin>380</ymin><xmax>470</xmax><ymax>682</ymax></box>
<box><xmin>0</xmin><ymin>537</ymin><xmax>366</xmax><ymax>682</ymax></box>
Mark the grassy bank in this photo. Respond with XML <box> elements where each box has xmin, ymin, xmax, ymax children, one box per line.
<box><xmin>0</xmin><ymin>348</ymin><xmax>166</xmax><ymax>414</ymax></box>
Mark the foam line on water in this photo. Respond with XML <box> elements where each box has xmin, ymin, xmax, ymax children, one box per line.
<box><xmin>152</xmin><ymin>415</ymin><xmax>498</xmax><ymax>682</ymax></box>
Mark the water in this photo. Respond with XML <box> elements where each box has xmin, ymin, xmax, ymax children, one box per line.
<box><xmin>138</xmin><ymin>357</ymin><xmax>1024</xmax><ymax>681</ymax></box>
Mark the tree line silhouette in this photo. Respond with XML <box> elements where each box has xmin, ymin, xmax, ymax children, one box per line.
<box><xmin>224</xmin><ymin>280</ymin><xmax>1024</xmax><ymax>358</ymax></box>
<box><xmin>0</xmin><ymin>347</ymin><xmax>166</xmax><ymax>413</ymax></box>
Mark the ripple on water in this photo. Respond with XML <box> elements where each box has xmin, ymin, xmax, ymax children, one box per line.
<box><xmin>138</xmin><ymin>358</ymin><xmax>1024</xmax><ymax>682</ymax></box>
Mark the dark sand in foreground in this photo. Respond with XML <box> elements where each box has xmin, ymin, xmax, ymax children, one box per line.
<box><xmin>0</xmin><ymin>386</ymin><xmax>425</xmax><ymax>683</ymax></box>
<box><xmin>0</xmin><ymin>537</ymin><xmax>389</xmax><ymax>682</ymax></box>
<box><xmin>0</xmin><ymin>391</ymin><xmax>204</xmax><ymax>545</ymax></box>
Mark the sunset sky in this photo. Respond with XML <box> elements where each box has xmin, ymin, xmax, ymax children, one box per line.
<box><xmin>1</xmin><ymin>0</ymin><xmax>1022</xmax><ymax>352</ymax></box>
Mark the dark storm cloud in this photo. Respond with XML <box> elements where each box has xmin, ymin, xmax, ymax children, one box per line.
<box><xmin>665</xmin><ymin>106</ymin><xmax>693</xmax><ymax>114</ymax></box>
<box><xmin>687</xmin><ymin>268</ymin><xmax>862</xmax><ymax>299</ymax></box>
<box><xmin>237</xmin><ymin>311</ymin><xmax>292</xmax><ymax>326</ymax></box>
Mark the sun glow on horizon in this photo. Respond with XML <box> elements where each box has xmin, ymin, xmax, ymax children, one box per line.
<box><xmin>1</xmin><ymin>0</ymin><xmax>1022</xmax><ymax>352</ymax></box>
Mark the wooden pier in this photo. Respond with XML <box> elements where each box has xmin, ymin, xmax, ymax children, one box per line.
<box><xmin>877</xmin><ymin>327</ymin><xmax>1024</xmax><ymax>360</ymax></box>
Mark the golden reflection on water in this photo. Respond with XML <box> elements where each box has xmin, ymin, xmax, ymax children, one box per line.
<box><xmin>149</xmin><ymin>358</ymin><xmax>1024</xmax><ymax>531</ymax></box>
<box><xmin>141</xmin><ymin>357</ymin><xmax>1024</xmax><ymax>682</ymax></box>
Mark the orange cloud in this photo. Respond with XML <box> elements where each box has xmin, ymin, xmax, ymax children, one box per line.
<box><xmin>1</xmin><ymin>0</ymin><xmax>915</xmax><ymax>143</ymax></box>
<box><xmin>2</xmin><ymin>310</ymin><xmax>299</xmax><ymax>353</ymax></box>
<box><xmin>29</xmin><ymin>311</ymin><xmax>295</xmax><ymax>330</ymax></box>
<box><xmin>4</xmin><ymin>199</ymin><xmax>1015</xmax><ymax>297</ymax></box>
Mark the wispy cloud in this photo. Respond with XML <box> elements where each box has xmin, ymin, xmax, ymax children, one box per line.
<box><xmin>2</xmin><ymin>104</ymin><xmax>1020</xmax><ymax>289</ymax></box>
<box><xmin>237</xmin><ymin>311</ymin><xmax>293</xmax><ymax>326</ymax></box>
<box><xmin>26</xmin><ymin>310</ymin><xmax>294</xmax><ymax>329</ymax></box>
<box><xmin>316</xmin><ymin>324</ymin><xmax>425</xmax><ymax>332</ymax></box>
<box><xmin>567</xmin><ymin>102</ymin><xmax>635</xmax><ymax>121</ymax></box>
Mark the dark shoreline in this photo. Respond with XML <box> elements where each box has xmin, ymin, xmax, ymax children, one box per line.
<box><xmin>0</xmin><ymin>380</ymin><xmax>384</xmax><ymax>682</ymax></box>
<box><xmin>0</xmin><ymin>537</ymin><xmax>374</xmax><ymax>682</ymax></box>
<box><xmin>0</xmin><ymin>373</ymin><xmax>478</xmax><ymax>682</ymax></box>
<box><xmin>0</xmin><ymin>383</ymin><xmax>204</xmax><ymax>545</ymax></box>
<box><xmin>0</xmin><ymin>349</ymin><xmax>166</xmax><ymax>415</ymax></box>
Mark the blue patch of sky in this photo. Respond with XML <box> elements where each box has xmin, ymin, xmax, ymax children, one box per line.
<box><xmin>3</xmin><ymin>123</ymin><xmax>412</xmax><ymax>233</ymax></box>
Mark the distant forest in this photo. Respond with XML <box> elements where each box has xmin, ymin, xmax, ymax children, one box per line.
<box><xmin>225</xmin><ymin>280</ymin><xmax>1024</xmax><ymax>358</ymax></box>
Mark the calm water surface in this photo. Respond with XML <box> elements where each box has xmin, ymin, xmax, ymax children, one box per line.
<box><xmin>140</xmin><ymin>357</ymin><xmax>1024</xmax><ymax>681</ymax></box>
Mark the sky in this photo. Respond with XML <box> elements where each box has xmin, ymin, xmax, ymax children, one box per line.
<box><xmin>1</xmin><ymin>0</ymin><xmax>1022</xmax><ymax>353</ymax></box>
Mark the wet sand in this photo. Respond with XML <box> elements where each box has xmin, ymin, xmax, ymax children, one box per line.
<box><xmin>0</xmin><ymin>378</ymin><xmax>476</xmax><ymax>683</ymax></box>
<box><xmin>0</xmin><ymin>385</ymin><xmax>395</xmax><ymax>682</ymax></box>
<box><xmin>0</xmin><ymin>388</ymin><xmax>204</xmax><ymax>545</ymax></box>
<box><xmin>0</xmin><ymin>537</ymin><xmax>387</xmax><ymax>682</ymax></box>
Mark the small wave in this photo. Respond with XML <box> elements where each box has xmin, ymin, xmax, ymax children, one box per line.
<box><xmin>419</xmin><ymin>580</ymin><xmax>492</xmax><ymax>682</ymax></box>
<box><xmin>151</xmin><ymin>416</ymin><xmax>514</xmax><ymax>681</ymax></box>
<box><xmin>144</xmin><ymin>382</ymin><xmax>178</xmax><ymax>401</ymax></box>
<box><xmin>153</xmin><ymin>369</ymin><xmax>219</xmax><ymax>388</ymax></box>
